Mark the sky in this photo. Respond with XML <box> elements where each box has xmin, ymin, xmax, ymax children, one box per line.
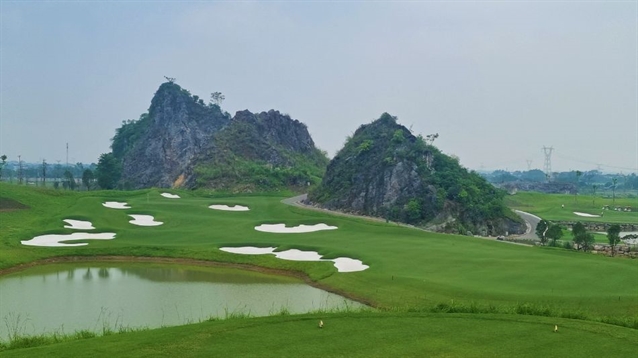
<box><xmin>1</xmin><ymin>1</ymin><xmax>636</xmax><ymax>173</ymax></box>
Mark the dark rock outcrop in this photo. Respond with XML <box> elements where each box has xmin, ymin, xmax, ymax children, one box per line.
<box><xmin>111</xmin><ymin>82</ymin><xmax>327</xmax><ymax>190</ymax></box>
<box><xmin>309</xmin><ymin>113</ymin><xmax>525</xmax><ymax>236</ymax></box>
<box><xmin>119</xmin><ymin>82</ymin><xmax>230</xmax><ymax>189</ymax></box>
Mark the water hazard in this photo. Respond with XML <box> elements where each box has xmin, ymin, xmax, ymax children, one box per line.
<box><xmin>0</xmin><ymin>263</ymin><xmax>362</xmax><ymax>340</ymax></box>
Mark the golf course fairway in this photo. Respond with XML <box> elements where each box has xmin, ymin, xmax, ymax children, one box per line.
<box><xmin>1</xmin><ymin>183</ymin><xmax>636</xmax><ymax>356</ymax></box>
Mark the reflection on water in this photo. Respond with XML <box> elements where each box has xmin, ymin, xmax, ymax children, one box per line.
<box><xmin>0</xmin><ymin>264</ymin><xmax>361</xmax><ymax>340</ymax></box>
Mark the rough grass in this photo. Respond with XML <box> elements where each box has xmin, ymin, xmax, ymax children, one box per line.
<box><xmin>1</xmin><ymin>183</ymin><xmax>637</xmax><ymax>356</ymax></box>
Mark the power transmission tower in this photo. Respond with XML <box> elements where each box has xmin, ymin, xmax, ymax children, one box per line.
<box><xmin>526</xmin><ymin>160</ymin><xmax>532</xmax><ymax>171</ymax></box>
<box><xmin>66</xmin><ymin>143</ymin><xmax>69</xmax><ymax>169</ymax></box>
<box><xmin>542</xmin><ymin>146</ymin><xmax>554</xmax><ymax>181</ymax></box>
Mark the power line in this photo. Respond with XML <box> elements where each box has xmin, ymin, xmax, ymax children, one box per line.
<box><xmin>553</xmin><ymin>153</ymin><xmax>637</xmax><ymax>172</ymax></box>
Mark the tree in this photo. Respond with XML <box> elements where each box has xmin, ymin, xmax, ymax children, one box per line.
<box><xmin>591</xmin><ymin>184</ymin><xmax>598</xmax><ymax>207</ymax></box>
<box><xmin>546</xmin><ymin>224</ymin><xmax>564</xmax><ymax>246</ymax></box>
<box><xmin>574</xmin><ymin>170</ymin><xmax>582</xmax><ymax>202</ymax></box>
<box><xmin>572</xmin><ymin>222</ymin><xmax>594</xmax><ymax>252</ymax></box>
<box><xmin>63</xmin><ymin>170</ymin><xmax>76</xmax><ymax>190</ymax></box>
<box><xmin>0</xmin><ymin>154</ymin><xmax>6</xmax><ymax>179</ymax></box>
<box><xmin>42</xmin><ymin>159</ymin><xmax>47</xmax><ymax>186</ymax></box>
<box><xmin>607</xmin><ymin>224</ymin><xmax>621</xmax><ymax>257</ymax></box>
<box><xmin>612</xmin><ymin>177</ymin><xmax>618</xmax><ymax>206</ymax></box>
<box><xmin>425</xmin><ymin>133</ymin><xmax>439</xmax><ymax>145</ymax></box>
<box><xmin>82</xmin><ymin>169</ymin><xmax>94</xmax><ymax>190</ymax></box>
<box><xmin>95</xmin><ymin>153</ymin><xmax>121</xmax><ymax>189</ymax></box>
<box><xmin>210</xmin><ymin>92</ymin><xmax>225</xmax><ymax>106</ymax></box>
<box><xmin>535</xmin><ymin>219</ymin><xmax>549</xmax><ymax>245</ymax></box>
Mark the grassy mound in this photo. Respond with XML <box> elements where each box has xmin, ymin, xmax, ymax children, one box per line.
<box><xmin>0</xmin><ymin>197</ymin><xmax>29</xmax><ymax>212</ymax></box>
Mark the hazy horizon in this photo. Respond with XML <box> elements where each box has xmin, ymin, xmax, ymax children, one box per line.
<box><xmin>2</xmin><ymin>1</ymin><xmax>636</xmax><ymax>173</ymax></box>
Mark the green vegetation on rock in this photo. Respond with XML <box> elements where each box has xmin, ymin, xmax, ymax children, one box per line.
<box><xmin>310</xmin><ymin>113</ymin><xmax>524</xmax><ymax>235</ymax></box>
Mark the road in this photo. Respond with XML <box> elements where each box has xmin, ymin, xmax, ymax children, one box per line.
<box><xmin>282</xmin><ymin>194</ymin><xmax>533</xmax><ymax>246</ymax></box>
<box><xmin>513</xmin><ymin>210</ymin><xmax>541</xmax><ymax>240</ymax></box>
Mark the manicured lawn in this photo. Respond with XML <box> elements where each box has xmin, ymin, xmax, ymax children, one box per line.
<box><xmin>1</xmin><ymin>183</ymin><xmax>637</xmax><ymax>355</ymax></box>
<box><xmin>1</xmin><ymin>313</ymin><xmax>636</xmax><ymax>358</ymax></box>
<box><xmin>505</xmin><ymin>191</ymin><xmax>637</xmax><ymax>224</ymax></box>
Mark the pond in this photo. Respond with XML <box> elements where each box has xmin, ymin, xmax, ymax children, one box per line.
<box><xmin>0</xmin><ymin>263</ymin><xmax>362</xmax><ymax>340</ymax></box>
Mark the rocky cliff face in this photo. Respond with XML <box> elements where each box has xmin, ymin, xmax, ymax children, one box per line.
<box><xmin>119</xmin><ymin>82</ymin><xmax>230</xmax><ymax>189</ymax></box>
<box><xmin>190</xmin><ymin>109</ymin><xmax>328</xmax><ymax>190</ymax></box>
<box><xmin>309</xmin><ymin>113</ymin><xmax>525</xmax><ymax>236</ymax></box>
<box><xmin>110</xmin><ymin>82</ymin><xmax>327</xmax><ymax>190</ymax></box>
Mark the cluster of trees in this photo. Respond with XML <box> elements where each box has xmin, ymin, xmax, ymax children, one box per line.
<box><xmin>483</xmin><ymin>169</ymin><xmax>638</xmax><ymax>193</ymax></box>
<box><xmin>536</xmin><ymin>220</ymin><xmax>623</xmax><ymax>256</ymax></box>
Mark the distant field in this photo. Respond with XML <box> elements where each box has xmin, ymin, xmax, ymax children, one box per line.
<box><xmin>1</xmin><ymin>183</ymin><xmax>636</xmax><ymax>355</ymax></box>
<box><xmin>505</xmin><ymin>191</ymin><xmax>637</xmax><ymax>224</ymax></box>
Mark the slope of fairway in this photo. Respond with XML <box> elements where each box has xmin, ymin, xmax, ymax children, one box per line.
<box><xmin>1</xmin><ymin>313</ymin><xmax>636</xmax><ymax>358</ymax></box>
<box><xmin>1</xmin><ymin>183</ymin><xmax>637</xmax><ymax>355</ymax></box>
<box><xmin>505</xmin><ymin>192</ymin><xmax>637</xmax><ymax>224</ymax></box>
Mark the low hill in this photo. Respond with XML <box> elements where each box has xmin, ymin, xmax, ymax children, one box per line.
<box><xmin>309</xmin><ymin>113</ymin><xmax>525</xmax><ymax>236</ymax></box>
<box><xmin>104</xmin><ymin>82</ymin><xmax>327</xmax><ymax>191</ymax></box>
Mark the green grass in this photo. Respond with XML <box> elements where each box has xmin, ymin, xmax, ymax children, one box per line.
<box><xmin>505</xmin><ymin>191</ymin><xmax>637</xmax><ymax>224</ymax></box>
<box><xmin>1</xmin><ymin>313</ymin><xmax>636</xmax><ymax>357</ymax></box>
<box><xmin>1</xmin><ymin>183</ymin><xmax>637</xmax><ymax>356</ymax></box>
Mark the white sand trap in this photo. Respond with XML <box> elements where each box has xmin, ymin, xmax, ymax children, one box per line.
<box><xmin>63</xmin><ymin>219</ymin><xmax>95</xmax><ymax>230</ymax></box>
<box><xmin>255</xmin><ymin>223</ymin><xmax>338</xmax><ymax>233</ymax></box>
<box><xmin>332</xmin><ymin>257</ymin><xmax>370</xmax><ymax>273</ymax></box>
<box><xmin>220</xmin><ymin>246</ymin><xmax>276</xmax><ymax>255</ymax></box>
<box><xmin>128</xmin><ymin>215</ymin><xmax>163</xmax><ymax>226</ymax></box>
<box><xmin>21</xmin><ymin>232</ymin><xmax>116</xmax><ymax>247</ymax></box>
<box><xmin>623</xmin><ymin>238</ymin><xmax>638</xmax><ymax>245</ymax></box>
<box><xmin>219</xmin><ymin>246</ymin><xmax>369</xmax><ymax>273</ymax></box>
<box><xmin>573</xmin><ymin>212</ymin><xmax>601</xmax><ymax>218</ymax></box>
<box><xmin>103</xmin><ymin>201</ymin><xmax>131</xmax><ymax>209</ymax></box>
<box><xmin>161</xmin><ymin>193</ymin><xmax>180</xmax><ymax>199</ymax></box>
<box><xmin>209</xmin><ymin>204</ymin><xmax>250</xmax><ymax>211</ymax></box>
<box><xmin>273</xmin><ymin>249</ymin><xmax>326</xmax><ymax>261</ymax></box>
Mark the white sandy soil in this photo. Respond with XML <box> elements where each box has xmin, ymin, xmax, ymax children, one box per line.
<box><xmin>161</xmin><ymin>193</ymin><xmax>180</xmax><ymax>199</ymax></box>
<box><xmin>573</xmin><ymin>212</ymin><xmax>601</xmax><ymax>218</ymax></box>
<box><xmin>220</xmin><ymin>246</ymin><xmax>276</xmax><ymax>255</ymax></box>
<box><xmin>63</xmin><ymin>219</ymin><xmax>95</xmax><ymax>230</ymax></box>
<box><xmin>273</xmin><ymin>249</ymin><xmax>325</xmax><ymax>261</ymax></box>
<box><xmin>219</xmin><ymin>246</ymin><xmax>368</xmax><ymax>272</ymax></box>
<box><xmin>332</xmin><ymin>257</ymin><xmax>370</xmax><ymax>273</ymax></box>
<box><xmin>209</xmin><ymin>204</ymin><xmax>250</xmax><ymax>211</ymax></box>
<box><xmin>254</xmin><ymin>223</ymin><xmax>337</xmax><ymax>233</ymax></box>
<box><xmin>103</xmin><ymin>202</ymin><xmax>131</xmax><ymax>209</ymax></box>
<box><xmin>128</xmin><ymin>215</ymin><xmax>163</xmax><ymax>226</ymax></box>
<box><xmin>21</xmin><ymin>233</ymin><xmax>116</xmax><ymax>247</ymax></box>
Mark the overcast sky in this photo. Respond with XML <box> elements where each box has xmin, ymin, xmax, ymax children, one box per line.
<box><xmin>1</xmin><ymin>1</ymin><xmax>636</xmax><ymax>173</ymax></box>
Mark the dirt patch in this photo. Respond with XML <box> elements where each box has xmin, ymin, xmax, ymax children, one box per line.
<box><xmin>0</xmin><ymin>197</ymin><xmax>29</xmax><ymax>212</ymax></box>
<box><xmin>0</xmin><ymin>255</ymin><xmax>376</xmax><ymax>307</ymax></box>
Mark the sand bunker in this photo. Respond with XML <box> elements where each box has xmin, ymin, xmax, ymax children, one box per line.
<box><xmin>274</xmin><ymin>249</ymin><xmax>325</xmax><ymax>261</ymax></box>
<box><xmin>161</xmin><ymin>193</ymin><xmax>180</xmax><ymax>199</ymax></box>
<box><xmin>21</xmin><ymin>232</ymin><xmax>116</xmax><ymax>247</ymax></box>
<box><xmin>63</xmin><ymin>219</ymin><xmax>95</xmax><ymax>230</ymax></box>
<box><xmin>220</xmin><ymin>246</ymin><xmax>276</xmax><ymax>255</ymax></box>
<box><xmin>332</xmin><ymin>257</ymin><xmax>370</xmax><ymax>273</ymax></box>
<box><xmin>103</xmin><ymin>202</ymin><xmax>131</xmax><ymax>209</ymax></box>
<box><xmin>128</xmin><ymin>215</ymin><xmax>163</xmax><ymax>226</ymax></box>
<box><xmin>623</xmin><ymin>238</ymin><xmax>638</xmax><ymax>245</ymax></box>
<box><xmin>255</xmin><ymin>223</ymin><xmax>338</xmax><ymax>233</ymax></box>
<box><xmin>219</xmin><ymin>246</ymin><xmax>368</xmax><ymax>272</ymax></box>
<box><xmin>573</xmin><ymin>212</ymin><xmax>601</xmax><ymax>218</ymax></box>
<box><xmin>209</xmin><ymin>204</ymin><xmax>250</xmax><ymax>211</ymax></box>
